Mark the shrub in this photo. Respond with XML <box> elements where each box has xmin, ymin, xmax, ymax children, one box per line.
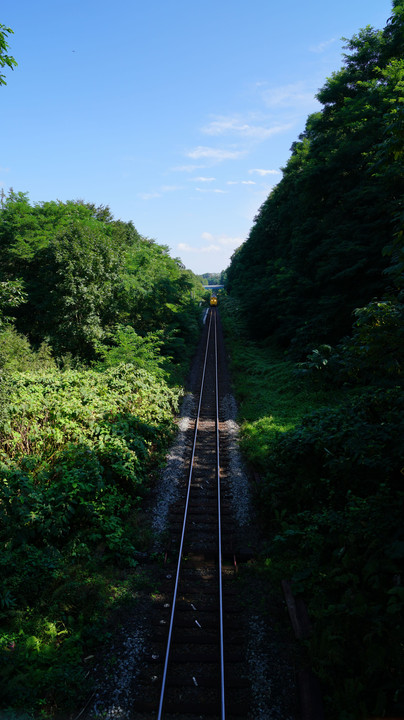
<box><xmin>0</xmin><ymin>363</ymin><xmax>181</xmax><ymax>713</ymax></box>
<box><xmin>259</xmin><ymin>387</ymin><xmax>404</xmax><ymax>718</ymax></box>
<box><xmin>0</xmin><ymin>327</ymin><xmax>55</xmax><ymax>373</ymax></box>
<box><xmin>298</xmin><ymin>298</ymin><xmax>404</xmax><ymax>387</ymax></box>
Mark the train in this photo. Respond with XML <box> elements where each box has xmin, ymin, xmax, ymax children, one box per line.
<box><xmin>209</xmin><ymin>294</ymin><xmax>218</xmax><ymax>307</ymax></box>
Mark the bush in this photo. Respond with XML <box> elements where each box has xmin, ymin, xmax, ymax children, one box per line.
<box><xmin>259</xmin><ymin>387</ymin><xmax>404</xmax><ymax>718</ymax></box>
<box><xmin>0</xmin><ymin>363</ymin><xmax>181</xmax><ymax>713</ymax></box>
<box><xmin>298</xmin><ymin>298</ymin><xmax>404</xmax><ymax>387</ymax></box>
<box><xmin>0</xmin><ymin>327</ymin><xmax>55</xmax><ymax>373</ymax></box>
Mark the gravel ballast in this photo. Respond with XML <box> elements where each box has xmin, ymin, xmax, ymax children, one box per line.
<box><xmin>77</xmin><ymin>314</ymin><xmax>299</xmax><ymax>720</ymax></box>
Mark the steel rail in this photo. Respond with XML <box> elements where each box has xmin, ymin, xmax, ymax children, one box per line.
<box><xmin>156</xmin><ymin>310</ymin><xmax>213</xmax><ymax>720</ymax></box>
<box><xmin>214</xmin><ymin>309</ymin><xmax>226</xmax><ymax>720</ymax></box>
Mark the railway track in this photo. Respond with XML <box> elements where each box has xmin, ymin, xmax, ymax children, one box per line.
<box><xmin>133</xmin><ymin>307</ymin><xmax>251</xmax><ymax>719</ymax></box>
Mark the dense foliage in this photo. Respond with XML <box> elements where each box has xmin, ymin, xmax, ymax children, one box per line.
<box><xmin>0</xmin><ymin>192</ymin><xmax>204</xmax><ymax>371</ymax></box>
<box><xmin>0</xmin><ymin>191</ymin><xmax>206</xmax><ymax>715</ymax></box>
<box><xmin>226</xmin><ymin>1</ymin><xmax>404</xmax><ymax>353</ymax></box>
<box><xmin>220</xmin><ymin>296</ymin><xmax>404</xmax><ymax>719</ymax></box>
<box><xmin>224</xmin><ymin>4</ymin><xmax>404</xmax><ymax>718</ymax></box>
<box><xmin>0</xmin><ymin>23</ymin><xmax>17</xmax><ymax>86</ymax></box>
<box><xmin>259</xmin><ymin>390</ymin><xmax>404</xmax><ymax>718</ymax></box>
<box><xmin>199</xmin><ymin>272</ymin><xmax>226</xmax><ymax>286</ymax></box>
<box><xmin>0</xmin><ymin>365</ymin><xmax>180</xmax><ymax>712</ymax></box>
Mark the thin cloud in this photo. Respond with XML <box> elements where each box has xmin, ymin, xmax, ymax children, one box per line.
<box><xmin>310</xmin><ymin>38</ymin><xmax>337</xmax><ymax>53</ymax></box>
<box><xmin>187</xmin><ymin>146</ymin><xmax>244</xmax><ymax>161</ymax></box>
<box><xmin>204</xmin><ymin>232</ymin><xmax>243</xmax><ymax>249</ymax></box>
<box><xmin>226</xmin><ymin>180</ymin><xmax>256</xmax><ymax>185</ymax></box>
<box><xmin>249</xmin><ymin>168</ymin><xmax>281</xmax><ymax>176</ymax></box>
<box><xmin>262</xmin><ymin>82</ymin><xmax>319</xmax><ymax>109</ymax></box>
<box><xmin>138</xmin><ymin>185</ymin><xmax>184</xmax><ymax>200</ymax></box>
<box><xmin>202</xmin><ymin>116</ymin><xmax>289</xmax><ymax>140</ymax></box>
<box><xmin>201</xmin><ymin>244</ymin><xmax>221</xmax><ymax>252</ymax></box>
<box><xmin>190</xmin><ymin>176</ymin><xmax>216</xmax><ymax>183</ymax></box>
<box><xmin>217</xmin><ymin>235</ymin><xmax>243</xmax><ymax>248</ymax></box>
<box><xmin>196</xmin><ymin>187</ymin><xmax>227</xmax><ymax>194</ymax></box>
<box><xmin>178</xmin><ymin>233</ymin><xmax>243</xmax><ymax>255</ymax></box>
<box><xmin>178</xmin><ymin>242</ymin><xmax>221</xmax><ymax>253</ymax></box>
<box><xmin>138</xmin><ymin>192</ymin><xmax>161</xmax><ymax>200</ymax></box>
<box><xmin>139</xmin><ymin>185</ymin><xmax>182</xmax><ymax>199</ymax></box>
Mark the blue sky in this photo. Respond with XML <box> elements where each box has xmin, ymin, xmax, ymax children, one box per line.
<box><xmin>1</xmin><ymin>0</ymin><xmax>394</xmax><ymax>275</ymax></box>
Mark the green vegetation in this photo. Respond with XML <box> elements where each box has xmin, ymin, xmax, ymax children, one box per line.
<box><xmin>199</xmin><ymin>271</ymin><xmax>226</xmax><ymax>286</ymax></box>
<box><xmin>0</xmin><ymin>365</ymin><xmax>180</xmax><ymax>713</ymax></box>
<box><xmin>224</xmin><ymin>4</ymin><xmax>404</xmax><ymax>718</ymax></box>
<box><xmin>0</xmin><ymin>192</ymin><xmax>205</xmax><ymax>716</ymax></box>
<box><xmin>220</xmin><ymin>297</ymin><xmax>348</xmax><ymax>468</ymax></box>
<box><xmin>221</xmin><ymin>297</ymin><xmax>403</xmax><ymax>719</ymax></box>
<box><xmin>0</xmin><ymin>23</ymin><xmax>17</xmax><ymax>86</ymax></box>
<box><xmin>0</xmin><ymin>193</ymin><xmax>204</xmax><ymax>375</ymax></box>
<box><xmin>226</xmin><ymin>1</ymin><xmax>404</xmax><ymax>354</ymax></box>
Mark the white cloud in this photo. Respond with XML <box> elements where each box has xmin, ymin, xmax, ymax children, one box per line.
<box><xmin>202</xmin><ymin>116</ymin><xmax>290</xmax><ymax>140</ymax></box>
<box><xmin>190</xmin><ymin>176</ymin><xmax>216</xmax><ymax>183</ymax></box>
<box><xmin>138</xmin><ymin>185</ymin><xmax>182</xmax><ymax>199</ymax></box>
<box><xmin>180</xmin><ymin>242</ymin><xmax>221</xmax><ymax>252</ymax></box>
<box><xmin>187</xmin><ymin>146</ymin><xmax>244</xmax><ymax>161</ymax></box>
<box><xmin>262</xmin><ymin>82</ymin><xmax>319</xmax><ymax>109</ymax></box>
<box><xmin>202</xmin><ymin>118</ymin><xmax>246</xmax><ymax>135</ymax></box>
<box><xmin>178</xmin><ymin>242</ymin><xmax>221</xmax><ymax>253</ymax></box>
<box><xmin>249</xmin><ymin>168</ymin><xmax>281</xmax><ymax>176</ymax></box>
<box><xmin>204</xmin><ymin>232</ymin><xmax>243</xmax><ymax>249</ymax></box>
<box><xmin>310</xmin><ymin>38</ymin><xmax>337</xmax><ymax>53</ymax></box>
<box><xmin>226</xmin><ymin>180</ymin><xmax>256</xmax><ymax>186</ymax></box>
<box><xmin>202</xmin><ymin>244</ymin><xmax>221</xmax><ymax>252</ymax></box>
<box><xmin>217</xmin><ymin>235</ymin><xmax>243</xmax><ymax>248</ymax></box>
<box><xmin>178</xmin><ymin>233</ymin><xmax>243</xmax><ymax>255</ymax></box>
<box><xmin>196</xmin><ymin>187</ymin><xmax>227</xmax><ymax>194</ymax></box>
<box><xmin>138</xmin><ymin>192</ymin><xmax>161</xmax><ymax>200</ymax></box>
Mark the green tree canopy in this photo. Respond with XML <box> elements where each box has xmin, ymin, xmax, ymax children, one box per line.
<box><xmin>0</xmin><ymin>192</ymin><xmax>204</xmax><ymax>363</ymax></box>
<box><xmin>0</xmin><ymin>23</ymin><xmax>17</xmax><ymax>85</ymax></box>
<box><xmin>226</xmin><ymin>3</ymin><xmax>404</xmax><ymax>354</ymax></box>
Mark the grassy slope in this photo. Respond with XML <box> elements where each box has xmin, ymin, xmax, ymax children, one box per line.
<box><xmin>220</xmin><ymin>296</ymin><xmax>345</xmax><ymax>468</ymax></box>
<box><xmin>220</xmin><ymin>295</ymin><xmax>404</xmax><ymax>720</ymax></box>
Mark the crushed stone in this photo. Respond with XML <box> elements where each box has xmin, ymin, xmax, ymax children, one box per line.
<box><xmin>76</xmin><ymin>384</ymin><xmax>298</xmax><ymax>720</ymax></box>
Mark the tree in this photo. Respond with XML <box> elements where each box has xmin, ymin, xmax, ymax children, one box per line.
<box><xmin>0</xmin><ymin>192</ymin><xmax>205</xmax><ymax>364</ymax></box>
<box><xmin>37</xmin><ymin>220</ymin><xmax>124</xmax><ymax>357</ymax></box>
<box><xmin>0</xmin><ymin>278</ymin><xmax>25</xmax><ymax>330</ymax></box>
<box><xmin>226</xmin><ymin>5</ymin><xmax>404</xmax><ymax>354</ymax></box>
<box><xmin>0</xmin><ymin>24</ymin><xmax>17</xmax><ymax>85</ymax></box>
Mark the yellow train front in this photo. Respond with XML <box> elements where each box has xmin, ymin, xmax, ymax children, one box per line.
<box><xmin>209</xmin><ymin>294</ymin><xmax>218</xmax><ymax>307</ymax></box>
